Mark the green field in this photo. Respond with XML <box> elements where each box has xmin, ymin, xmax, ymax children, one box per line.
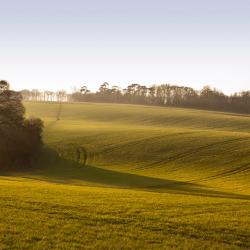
<box><xmin>1</xmin><ymin>102</ymin><xmax>250</xmax><ymax>249</ymax></box>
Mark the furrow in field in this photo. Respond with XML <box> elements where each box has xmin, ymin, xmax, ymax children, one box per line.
<box><xmin>133</xmin><ymin>137</ymin><xmax>248</xmax><ymax>171</ymax></box>
<box><xmin>195</xmin><ymin>163</ymin><xmax>250</xmax><ymax>182</ymax></box>
<box><xmin>99</xmin><ymin>131</ymin><xmax>198</xmax><ymax>155</ymax></box>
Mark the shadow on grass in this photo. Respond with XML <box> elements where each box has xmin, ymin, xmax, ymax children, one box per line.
<box><xmin>1</xmin><ymin>148</ymin><xmax>250</xmax><ymax>201</ymax></box>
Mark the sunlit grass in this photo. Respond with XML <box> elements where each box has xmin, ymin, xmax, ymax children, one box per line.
<box><xmin>0</xmin><ymin>101</ymin><xmax>249</xmax><ymax>249</ymax></box>
<box><xmin>26</xmin><ymin>102</ymin><xmax>250</xmax><ymax>194</ymax></box>
<box><xmin>0</xmin><ymin>177</ymin><xmax>249</xmax><ymax>250</ymax></box>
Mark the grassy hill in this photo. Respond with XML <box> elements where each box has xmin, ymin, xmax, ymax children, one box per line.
<box><xmin>27</xmin><ymin>102</ymin><xmax>250</xmax><ymax>193</ymax></box>
<box><xmin>0</xmin><ymin>102</ymin><xmax>249</xmax><ymax>249</ymax></box>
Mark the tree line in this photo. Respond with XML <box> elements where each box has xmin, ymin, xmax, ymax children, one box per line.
<box><xmin>0</xmin><ymin>81</ymin><xmax>44</xmax><ymax>170</ymax></box>
<box><xmin>21</xmin><ymin>89</ymin><xmax>68</xmax><ymax>102</ymax></box>
<box><xmin>21</xmin><ymin>82</ymin><xmax>249</xmax><ymax>114</ymax></box>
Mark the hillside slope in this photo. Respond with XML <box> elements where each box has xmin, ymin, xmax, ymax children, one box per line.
<box><xmin>0</xmin><ymin>102</ymin><xmax>249</xmax><ymax>249</ymax></box>
<box><xmin>25</xmin><ymin>102</ymin><xmax>250</xmax><ymax>194</ymax></box>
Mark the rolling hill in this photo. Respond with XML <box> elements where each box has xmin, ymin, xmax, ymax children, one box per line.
<box><xmin>0</xmin><ymin>101</ymin><xmax>249</xmax><ymax>249</ymax></box>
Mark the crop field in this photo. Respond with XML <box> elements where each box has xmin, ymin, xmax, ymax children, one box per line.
<box><xmin>0</xmin><ymin>102</ymin><xmax>250</xmax><ymax>249</ymax></box>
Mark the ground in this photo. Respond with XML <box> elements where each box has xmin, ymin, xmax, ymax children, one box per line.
<box><xmin>0</xmin><ymin>102</ymin><xmax>249</xmax><ymax>249</ymax></box>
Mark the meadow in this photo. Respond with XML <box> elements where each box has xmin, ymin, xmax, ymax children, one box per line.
<box><xmin>0</xmin><ymin>102</ymin><xmax>249</xmax><ymax>249</ymax></box>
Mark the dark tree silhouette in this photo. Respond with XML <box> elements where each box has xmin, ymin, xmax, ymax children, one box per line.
<box><xmin>0</xmin><ymin>81</ymin><xmax>44</xmax><ymax>170</ymax></box>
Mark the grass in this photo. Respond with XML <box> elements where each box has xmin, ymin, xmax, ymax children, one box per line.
<box><xmin>0</xmin><ymin>177</ymin><xmax>249</xmax><ymax>250</ymax></box>
<box><xmin>0</xmin><ymin>101</ymin><xmax>250</xmax><ymax>249</ymax></box>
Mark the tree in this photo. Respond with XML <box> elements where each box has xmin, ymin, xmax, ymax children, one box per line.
<box><xmin>80</xmin><ymin>85</ymin><xmax>89</xmax><ymax>94</ymax></box>
<box><xmin>0</xmin><ymin>80</ymin><xmax>10</xmax><ymax>93</ymax></box>
<box><xmin>0</xmin><ymin>81</ymin><xmax>44</xmax><ymax>170</ymax></box>
<box><xmin>20</xmin><ymin>89</ymin><xmax>31</xmax><ymax>101</ymax></box>
<box><xmin>99</xmin><ymin>82</ymin><xmax>109</xmax><ymax>93</ymax></box>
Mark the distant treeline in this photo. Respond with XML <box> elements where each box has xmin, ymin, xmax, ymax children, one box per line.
<box><xmin>21</xmin><ymin>83</ymin><xmax>250</xmax><ymax>114</ymax></box>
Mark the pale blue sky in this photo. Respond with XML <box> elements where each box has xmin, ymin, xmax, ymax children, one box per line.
<box><xmin>1</xmin><ymin>0</ymin><xmax>250</xmax><ymax>93</ymax></box>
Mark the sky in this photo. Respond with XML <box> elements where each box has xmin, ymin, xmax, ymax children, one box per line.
<box><xmin>0</xmin><ymin>0</ymin><xmax>250</xmax><ymax>94</ymax></box>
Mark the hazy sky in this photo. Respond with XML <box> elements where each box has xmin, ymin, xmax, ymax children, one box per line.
<box><xmin>1</xmin><ymin>0</ymin><xmax>250</xmax><ymax>94</ymax></box>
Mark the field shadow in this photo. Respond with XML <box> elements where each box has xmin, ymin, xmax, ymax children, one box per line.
<box><xmin>1</xmin><ymin>148</ymin><xmax>250</xmax><ymax>201</ymax></box>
